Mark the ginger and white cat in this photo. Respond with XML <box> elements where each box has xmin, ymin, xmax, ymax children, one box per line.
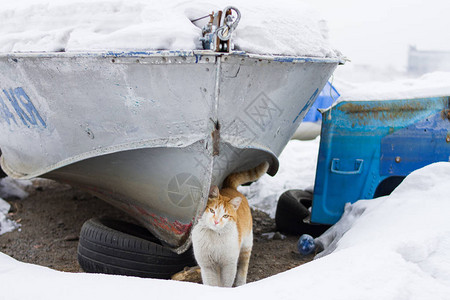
<box><xmin>191</xmin><ymin>162</ymin><xmax>269</xmax><ymax>287</ymax></box>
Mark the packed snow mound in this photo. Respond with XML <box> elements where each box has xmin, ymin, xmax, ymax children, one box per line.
<box><xmin>0</xmin><ymin>177</ymin><xmax>30</xmax><ymax>236</ymax></box>
<box><xmin>315</xmin><ymin>162</ymin><xmax>450</xmax><ymax>289</ymax></box>
<box><xmin>0</xmin><ymin>0</ymin><xmax>338</xmax><ymax>58</ymax></box>
<box><xmin>2</xmin><ymin>163</ymin><xmax>450</xmax><ymax>299</ymax></box>
<box><xmin>0</xmin><ymin>198</ymin><xmax>20</xmax><ymax>235</ymax></box>
<box><xmin>0</xmin><ymin>177</ymin><xmax>31</xmax><ymax>200</ymax></box>
<box><xmin>337</xmin><ymin>71</ymin><xmax>450</xmax><ymax>101</ymax></box>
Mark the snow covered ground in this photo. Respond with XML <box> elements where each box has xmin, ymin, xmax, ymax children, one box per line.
<box><xmin>2</xmin><ymin>159</ymin><xmax>450</xmax><ymax>299</ymax></box>
<box><xmin>0</xmin><ymin>199</ymin><xmax>20</xmax><ymax>235</ymax></box>
<box><xmin>0</xmin><ymin>177</ymin><xmax>31</xmax><ymax>235</ymax></box>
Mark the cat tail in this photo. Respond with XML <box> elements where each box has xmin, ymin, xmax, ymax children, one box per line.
<box><xmin>223</xmin><ymin>161</ymin><xmax>269</xmax><ymax>190</ymax></box>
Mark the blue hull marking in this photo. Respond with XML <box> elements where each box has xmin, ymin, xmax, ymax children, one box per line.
<box><xmin>0</xmin><ymin>91</ymin><xmax>17</xmax><ymax>126</ymax></box>
<box><xmin>293</xmin><ymin>88</ymin><xmax>319</xmax><ymax>123</ymax></box>
<box><xmin>0</xmin><ymin>87</ymin><xmax>46</xmax><ymax>128</ymax></box>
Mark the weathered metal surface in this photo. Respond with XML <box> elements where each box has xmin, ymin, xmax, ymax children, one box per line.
<box><xmin>311</xmin><ymin>96</ymin><xmax>450</xmax><ymax>225</ymax></box>
<box><xmin>338</xmin><ymin>100</ymin><xmax>432</xmax><ymax>127</ymax></box>
<box><xmin>0</xmin><ymin>50</ymin><xmax>341</xmax><ymax>252</ymax></box>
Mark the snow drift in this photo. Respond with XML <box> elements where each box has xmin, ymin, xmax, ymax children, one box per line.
<box><xmin>1</xmin><ymin>162</ymin><xmax>450</xmax><ymax>299</ymax></box>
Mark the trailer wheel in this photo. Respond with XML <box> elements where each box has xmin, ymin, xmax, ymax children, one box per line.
<box><xmin>77</xmin><ymin>218</ymin><xmax>197</xmax><ymax>279</ymax></box>
<box><xmin>275</xmin><ymin>190</ymin><xmax>329</xmax><ymax>237</ymax></box>
<box><xmin>374</xmin><ymin>176</ymin><xmax>405</xmax><ymax>198</ymax></box>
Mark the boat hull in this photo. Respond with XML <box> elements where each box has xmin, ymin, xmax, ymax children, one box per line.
<box><xmin>0</xmin><ymin>51</ymin><xmax>341</xmax><ymax>252</ymax></box>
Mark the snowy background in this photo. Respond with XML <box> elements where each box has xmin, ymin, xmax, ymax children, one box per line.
<box><xmin>1</xmin><ymin>0</ymin><xmax>450</xmax><ymax>299</ymax></box>
<box><xmin>302</xmin><ymin>0</ymin><xmax>450</xmax><ymax>71</ymax></box>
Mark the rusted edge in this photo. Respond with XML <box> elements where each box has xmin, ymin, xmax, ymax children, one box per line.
<box><xmin>212</xmin><ymin>120</ymin><xmax>220</xmax><ymax>156</ymax></box>
<box><xmin>440</xmin><ymin>97</ymin><xmax>450</xmax><ymax>121</ymax></box>
<box><xmin>336</xmin><ymin>101</ymin><xmax>428</xmax><ymax>125</ymax></box>
<box><xmin>339</xmin><ymin>102</ymin><xmax>426</xmax><ymax>114</ymax></box>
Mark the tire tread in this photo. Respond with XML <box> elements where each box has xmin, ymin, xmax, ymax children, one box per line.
<box><xmin>77</xmin><ymin>218</ymin><xmax>196</xmax><ymax>279</ymax></box>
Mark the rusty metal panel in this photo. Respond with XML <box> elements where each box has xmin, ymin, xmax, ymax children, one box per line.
<box><xmin>312</xmin><ymin>96</ymin><xmax>450</xmax><ymax>225</ymax></box>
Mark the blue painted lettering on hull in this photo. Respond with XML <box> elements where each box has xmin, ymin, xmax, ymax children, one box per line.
<box><xmin>0</xmin><ymin>87</ymin><xmax>46</xmax><ymax>128</ymax></box>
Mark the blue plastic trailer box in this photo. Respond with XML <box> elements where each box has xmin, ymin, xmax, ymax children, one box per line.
<box><xmin>310</xmin><ymin>96</ymin><xmax>450</xmax><ymax>224</ymax></box>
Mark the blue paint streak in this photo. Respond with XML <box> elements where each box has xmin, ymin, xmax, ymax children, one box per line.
<box><xmin>105</xmin><ymin>50</ymin><xmax>195</xmax><ymax>58</ymax></box>
<box><xmin>3</xmin><ymin>88</ymin><xmax>29</xmax><ymax>127</ymax></box>
<box><xmin>274</xmin><ymin>57</ymin><xmax>315</xmax><ymax>63</ymax></box>
<box><xmin>293</xmin><ymin>88</ymin><xmax>319</xmax><ymax>123</ymax></box>
<box><xmin>0</xmin><ymin>93</ymin><xmax>17</xmax><ymax>125</ymax></box>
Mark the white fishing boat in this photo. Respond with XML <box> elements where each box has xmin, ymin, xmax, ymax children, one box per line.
<box><xmin>0</xmin><ymin>5</ymin><xmax>343</xmax><ymax>252</ymax></box>
<box><xmin>0</xmin><ymin>49</ymin><xmax>342</xmax><ymax>252</ymax></box>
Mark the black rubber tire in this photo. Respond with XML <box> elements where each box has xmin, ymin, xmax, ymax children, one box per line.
<box><xmin>0</xmin><ymin>150</ymin><xmax>7</xmax><ymax>178</ymax></box>
<box><xmin>275</xmin><ymin>189</ymin><xmax>330</xmax><ymax>237</ymax></box>
<box><xmin>77</xmin><ymin>218</ymin><xmax>197</xmax><ymax>279</ymax></box>
<box><xmin>374</xmin><ymin>176</ymin><xmax>405</xmax><ymax>198</ymax></box>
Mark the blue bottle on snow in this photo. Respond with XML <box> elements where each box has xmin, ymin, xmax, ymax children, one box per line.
<box><xmin>297</xmin><ymin>234</ymin><xmax>315</xmax><ymax>255</ymax></box>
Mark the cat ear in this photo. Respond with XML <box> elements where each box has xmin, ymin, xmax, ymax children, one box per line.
<box><xmin>209</xmin><ymin>185</ymin><xmax>219</xmax><ymax>198</ymax></box>
<box><xmin>229</xmin><ymin>197</ymin><xmax>242</xmax><ymax>210</ymax></box>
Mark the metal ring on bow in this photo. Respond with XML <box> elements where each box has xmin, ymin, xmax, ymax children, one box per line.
<box><xmin>216</xmin><ymin>6</ymin><xmax>241</xmax><ymax>41</ymax></box>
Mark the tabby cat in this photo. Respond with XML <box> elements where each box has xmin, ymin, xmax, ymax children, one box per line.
<box><xmin>191</xmin><ymin>162</ymin><xmax>269</xmax><ymax>287</ymax></box>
